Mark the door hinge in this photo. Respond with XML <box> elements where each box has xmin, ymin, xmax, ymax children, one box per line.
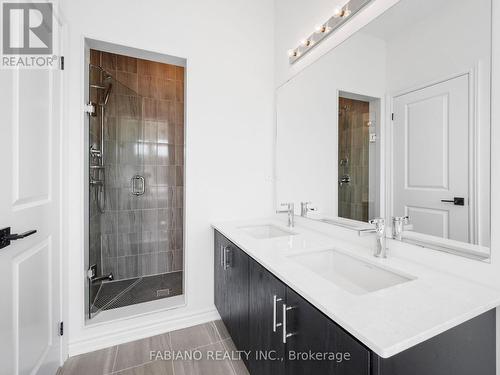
<box><xmin>60</xmin><ymin>56</ymin><xmax>65</xmax><ymax>70</ymax></box>
<box><xmin>84</xmin><ymin>102</ymin><xmax>96</xmax><ymax>115</ymax></box>
<box><xmin>59</xmin><ymin>321</ymin><xmax>64</xmax><ymax>336</ymax></box>
<box><xmin>391</xmin><ymin>113</ymin><xmax>395</xmax><ymax>121</ymax></box>
<box><xmin>87</xmin><ymin>264</ymin><xmax>97</xmax><ymax>280</ymax></box>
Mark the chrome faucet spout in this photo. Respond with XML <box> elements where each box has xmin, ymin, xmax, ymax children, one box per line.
<box><xmin>360</xmin><ymin>218</ymin><xmax>387</xmax><ymax>258</ymax></box>
<box><xmin>277</xmin><ymin>203</ymin><xmax>295</xmax><ymax>228</ymax></box>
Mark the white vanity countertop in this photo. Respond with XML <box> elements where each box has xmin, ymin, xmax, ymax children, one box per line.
<box><xmin>212</xmin><ymin>218</ymin><xmax>500</xmax><ymax>358</ymax></box>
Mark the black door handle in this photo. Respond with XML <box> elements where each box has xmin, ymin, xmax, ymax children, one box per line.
<box><xmin>440</xmin><ymin>197</ymin><xmax>465</xmax><ymax>206</ymax></box>
<box><xmin>0</xmin><ymin>227</ymin><xmax>37</xmax><ymax>249</ymax></box>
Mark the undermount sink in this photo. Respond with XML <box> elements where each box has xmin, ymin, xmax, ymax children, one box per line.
<box><xmin>290</xmin><ymin>250</ymin><xmax>414</xmax><ymax>295</ymax></box>
<box><xmin>239</xmin><ymin>224</ymin><xmax>296</xmax><ymax>239</ymax></box>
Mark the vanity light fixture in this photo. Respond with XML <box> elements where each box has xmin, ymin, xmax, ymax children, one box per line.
<box><xmin>333</xmin><ymin>7</ymin><xmax>343</xmax><ymax>18</ymax></box>
<box><xmin>338</xmin><ymin>6</ymin><xmax>352</xmax><ymax>18</ymax></box>
<box><xmin>288</xmin><ymin>0</ymin><xmax>373</xmax><ymax>64</ymax></box>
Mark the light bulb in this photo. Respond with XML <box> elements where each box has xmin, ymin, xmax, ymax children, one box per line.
<box><xmin>316</xmin><ymin>24</ymin><xmax>327</xmax><ymax>33</ymax></box>
<box><xmin>333</xmin><ymin>7</ymin><xmax>342</xmax><ymax>17</ymax></box>
<box><xmin>342</xmin><ymin>7</ymin><xmax>351</xmax><ymax>17</ymax></box>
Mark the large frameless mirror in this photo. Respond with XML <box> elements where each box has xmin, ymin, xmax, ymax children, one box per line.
<box><xmin>275</xmin><ymin>0</ymin><xmax>491</xmax><ymax>260</ymax></box>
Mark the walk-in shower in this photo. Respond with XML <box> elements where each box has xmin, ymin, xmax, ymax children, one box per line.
<box><xmin>87</xmin><ymin>48</ymin><xmax>185</xmax><ymax>319</ymax></box>
<box><xmin>337</xmin><ymin>93</ymin><xmax>380</xmax><ymax>223</ymax></box>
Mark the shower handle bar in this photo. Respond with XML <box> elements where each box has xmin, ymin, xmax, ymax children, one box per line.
<box><xmin>131</xmin><ymin>175</ymin><xmax>145</xmax><ymax>196</ymax></box>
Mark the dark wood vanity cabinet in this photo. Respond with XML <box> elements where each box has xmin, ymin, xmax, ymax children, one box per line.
<box><xmin>248</xmin><ymin>259</ymin><xmax>286</xmax><ymax>375</ymax></box>
<box><xmin>215</xmin><ymin>231</ymin><xmax>370</xmax><ymax>374</ymax></box>
<box><xmin>371</xmin><ymin>309</ymin><xmax>496</xmax><ymax>375</ymax></box>
<box><xmin>214</xmin><ymin>232</ymin><xmax>249</xmax><ymax>353</ymax></box>
<box><xmin>214</xmin><ymin>230</ymin><xmax>495</xmax><ymax>375</ymax></box>
<box><xmin>285</xmin><ymin>287</ymin><xmax>371</xmax><ymax>375</ymax></box>
<box><xmin>248</xmin><ymin>262</ymin><xmax>370</xmax><ymax>375</ymax></box>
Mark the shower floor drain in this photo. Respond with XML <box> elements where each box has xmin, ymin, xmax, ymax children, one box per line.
<box><xmin>156</xmin><ymin>288</ymin><xmax>171</xmax><ymax>297</ymax></box>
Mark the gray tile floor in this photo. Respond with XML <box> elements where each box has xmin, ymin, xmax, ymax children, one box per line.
<box><xmin>60</xmin><ymin>320</ymin><xmax>249</xmax><ymax>375</ymax></box>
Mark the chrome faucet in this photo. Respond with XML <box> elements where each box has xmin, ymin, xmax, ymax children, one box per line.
<box><xmin>300</xmin><ymin>202</ymin><xmax>317</xmax><ymax>217</ymax></box>
<box><xmin>359</xmin><ymin>218</ymin><xmax>387</xmax><ymax>258</ymax></box>
<box><xmin>392</xmin><ymin>216</ymin><xmax>409</xmax><ymax>241</ymax></box>
<box><xmin>277</xmin><ymin>203</ymin><xmax>295</xmax><ymax>228</ymax></box>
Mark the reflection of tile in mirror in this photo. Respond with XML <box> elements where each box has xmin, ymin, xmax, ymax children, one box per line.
<box><xmin>338</xmin><ymin>97</ymin><xmax>370</xmax><ymax>222</ymax></box>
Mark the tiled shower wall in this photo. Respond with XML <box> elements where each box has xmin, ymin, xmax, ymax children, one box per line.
<box><xmin>90</xmin><ymin>50</ymin><xmax>184</xmax><ymax>281</ymax></box>
<box><xmin>338</xmin><ymin>97</ymin><xmax>370</xmax><ymax>222</ymax></box>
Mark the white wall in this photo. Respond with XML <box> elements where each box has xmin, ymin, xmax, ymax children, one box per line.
<box><xmin>61</xmin><ymin>0</ymin><xmax>274</xmax><ymax>356</ymax></box>
<box><xmin>276</xmin><ymin>32</ymin><xmax>386</xmax><ymax>216</ymax></box>
<box><xmin>274</xmin><ymin>0</ymin><xmax>500</xmax><ymax>373</ymax></box>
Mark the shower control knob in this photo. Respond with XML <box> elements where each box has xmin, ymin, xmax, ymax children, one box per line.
<box><xmin>339</xmin><ymin>175</ymin><xmax>351</xmax><ymax>186</ymax></box>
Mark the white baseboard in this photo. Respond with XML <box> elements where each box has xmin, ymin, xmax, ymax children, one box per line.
<box><xmin>68</xmin><ymin>308</ymin><xmax>220</xmax><ymax>357</ymax></box>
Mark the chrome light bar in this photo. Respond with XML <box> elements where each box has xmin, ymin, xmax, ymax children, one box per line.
<box><xmin>288</xmin><ymin>0</ymin><xmax>373</xmax><ymax>64</ymax></box>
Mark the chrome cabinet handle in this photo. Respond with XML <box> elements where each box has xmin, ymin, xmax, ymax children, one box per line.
<box><xmin>273</xmin><ymin>295</ymin><xmax>283</xmax><ymax>332</ymax></box>
<box><xmin>282</xmin><ymin>304</ymin><xmax>295</xmax><ymax>343</ymax></box>
<box><xmin>131</xmin><ymin>175</ymin><xmax>145</xmax><ymax>196</ymax></box>
<box><xmin>223</xmin><ymin>246</ymin><xmax>230</xmax><ymax>270</ymax></box>
<box><xmin>220</xmin><ymin>245</ymin><xmax>224</xmax><ymax>267</ymax></box>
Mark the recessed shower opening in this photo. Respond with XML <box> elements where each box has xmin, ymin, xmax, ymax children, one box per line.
<box><xmin>337</xmin><ymin>91</ymin><xmax>381</xmax><ymax>223</ymax></box>
<box><xmin>85</xmin><ymin>40</ymin><xmax>186</xmax><ymax>320</ymax></box>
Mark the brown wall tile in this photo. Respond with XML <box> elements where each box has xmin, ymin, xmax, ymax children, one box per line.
<box><xmin>137</xmin><ymin>59</ymin><xmax>168</xmax><ymax>77</ymax></box>
<box><xmin>116</xmin><ymin>54</ymin><xmax>137</xmax><ymax>73</ymax></box>
<box><xmin>175</xmin><ymin>66</ymin><xmax>184</xmax><ymax>81</ymax></box>
<box><xmin>116</xmin><ymin>95</ymin><xmax>141</xmax><ymax>118</ymax></box>
<box><xmin>157</xmin><ymin>100</ymin><xmax>175</xmax><ymax>123</ymax></box>
<box><xmin>175</xmin><ymin>102</ymin><xmax>184</xmax><ymax>126</ymax></box>
<box><xmin>159</xmin><ymin>79</ymin><xmax>175</xmax><ymax>101</ymax></box>
<box><xmin>175</xmin><ymin>81</ymin><xmax>184</xmax><ymax>103</ymax></box>
<box><xmin>101</xmin><ymin>52</ymin><xmax>116</xmax><ymax>70</ymax></box>
<box><xmin>143</xmin><ymin>98</ymin><xmax>158</xmax><ymax>120</ymax></box>
<box><xmin>116</xmin><ymin>71</ymin><xmax>138</xmax><ymax>94</ymax></box>
<box><xmin>166</xmin><ymin>65</ymin><xmax>176</xmax><ymax>80</ymax></box>
<box><xmin>89</xmin><ymin>49</ymin><xmax>101</xmax><ymax>65</ymax></box>
<box><xmin>138</xmin><ymin>75</ymin><xmax>159</xmax><ymax>98</ymax></box>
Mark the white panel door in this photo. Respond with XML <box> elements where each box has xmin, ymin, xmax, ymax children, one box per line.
<box><xmin>392</xmin><ymin>74</ymin><xmax>469</xmax><ymax>242</ymax></box>
<box><xmin>0</xmin><ymin>58</ymin><xmax>62</xmax><ymax>375</ymax></box>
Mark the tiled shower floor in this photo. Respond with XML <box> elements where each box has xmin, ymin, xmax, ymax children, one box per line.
<box><xmin>91</xmin><ymin>272</ymin><xmax>183</xmax><ymax>314</ymax></box>
<box><xmin>60</xmin><ymin>320</ymin><xmax>249</xmax><ymax>375</ymax></box>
